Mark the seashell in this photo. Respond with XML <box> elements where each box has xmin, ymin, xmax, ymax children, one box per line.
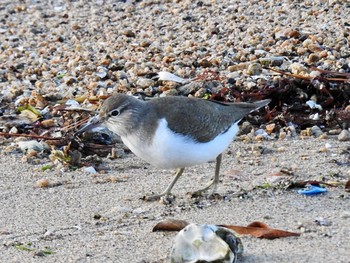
<box><xmin>157</xmin><ymin>71</ymin><xmax>189</xmax><ymax>84</ymax></box>
<box><xmin>17</xmin><ymin>140</ymin><xmax>44</xmax><ymax>153</ymax></box>
<box><xmin>65</xmin><ymin>99</ymin><xmax>80</xmax><ymax>107</ymax></box>
<box><xmin>306</xmin><ymin>100</ymin><xmax>322</xmax><ymax>110</ymax></box>
<box><xmin>84</xmin><ymin>166</ymin><xmax>97</xmax><ymax>174</ymax></box>
<box><xmin>171</xmin><ymin>224</ymin><xmax>243</xmax><ymax>263</ymax></box>
<box><xmin>95</xmin><ymin>66</ymin><xmax>108</xmax><ymax>79</ymax></box>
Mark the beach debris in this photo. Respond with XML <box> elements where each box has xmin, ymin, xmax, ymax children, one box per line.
<box><xmin>315</xmin><ymin>217</ymin><xmax>331</xmax><ymax>226</ymax></box>
<box><xmin>17</xmin><ymin>140</ymin><xmax>48</xmax><ymax>153</ymax></box>
<box><xmin>306</xmin><ymin>100</ymin><xmax>322</xmax><ymax>110</ymax></box>
<box><xmin>297</xmin><ymin>185</ymin><xmax>327</xmax><ymax>195</ymax></box>
<box><xmin>152</xmin><ymin>219</ymin><xmax>189</xmax><ymax>232</ymax></box>
<box><xmin>84</xmin><ymin>166</ymin><xmax>97</xmax><ymax>174</ymax></box>
<box><xmin>35</xmin><ymin>178</ymin><xmax>50</xmax><ymax>188</ymax></box>
<box><xmin>220</xmin><ymin>221</ymin><xmax>300</xmax><ymax>239</ymax></box>
<box><xmin>171</xmin><ymin>223</ymin><xmax>243</xmax><ymax>263</ymax></box>
<box><xmin>157</xmin><ymin>71</ymin><xmax>189</xmax><ymax>84</ymax></box>
<box><xmin>338</xmin><ymin>130</ymin><xmax>350</xmax><ymax>141</ymax></box>
<box><xmin>345</xmin><ymin>179</ymin><xmax>350</xmax><ymax>192</ymax></box>
<box><xmin>153</xmin><ymin>219</ymin><xmax>300</xmax><ymax>239</ymax></box>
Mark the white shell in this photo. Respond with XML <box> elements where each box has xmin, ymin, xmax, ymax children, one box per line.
<box><xmin>171</xmin><ymin>224</ymin><xmax>243</xmax><ymax>263</ymax></box>
<box><xmin>306</xmin><ymin>100</ymin><xmax>322</xmax><ymax>110</ymax></box>
<box><xmin>157</xmin><ymin>71</ymin><xmax>189</xmax><ymax>84</ymax></box>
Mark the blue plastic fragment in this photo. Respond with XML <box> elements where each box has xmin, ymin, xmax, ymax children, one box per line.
<box><xmin>297</xmin><ymin>185</ymin><xmax>327</xmax><ymax>195</ymax></box>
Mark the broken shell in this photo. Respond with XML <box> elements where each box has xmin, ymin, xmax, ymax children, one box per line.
<box><xmin>157</xmin><ymin>71</ymin><xmax>189</xmax><ymax>84</ymax></box>
<box><xmin>306</xmin><ymin>100</ymin><xmax>322</xmax><ymax>110</ymax></box>
<box><xmin>17</xmin><ymin>140</ymin><xmax>44</xmax><ymax>152</ymax></box>
<box><xmin>171</xmin><ymin>223</ymin><xmax>243</xmax><ymax>263</ymax></box>
<box><xmin>95</xmin><ymin>66</ymin><xmax>108</xmax><ymax>79</ymax></box>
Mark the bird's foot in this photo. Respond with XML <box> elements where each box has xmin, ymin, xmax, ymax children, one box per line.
<box><xmin>142</xmin><ymin>192</ymin><xmax>175</xmax><ymax>204</ymax></box>
<box><xmin>190</xmin><ymin>180</ymin><xmax>218</xmax><ymax>198</ymax></box>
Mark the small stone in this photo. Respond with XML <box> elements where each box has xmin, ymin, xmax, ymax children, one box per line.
<box><xmin>123</xmin><ymin>30</ymin><xmax>136</xmax><ymax>38</ymax></box>
<box><xmin>300</xmin><ymin>128</ymin><xmax>312</xmax><ymax>137</ymax></box>
<box><xmin>259</xmin><ymin>56</ymin><xmax>284</xmax><ymax>66</ymax></box>
<box><xmin>139</xmin><ymin>40</ymin><xmax>152</xmax><ymax>47</ymax></box>
<box><xmin>277</xmin><ymin>147</ymin><xmax>285</xmax><ymax>152</ymax></box>
<box><xmin>17</xmin><ymin>140</ymin><xmax>44</xmax><ymax>152</ymax></box>
<box><xmin>162</xmin><ymin>89</ymin><xmax>179</xmax><ymax>96</ymax></box>
<box><xmin>308</xmin><ymin>53</ymin><xmax>319</xmax><ymax>63</ymax></box>
<box><xmin>287</xmin><ymin>125</ymin><xmax>297</xmax><ymax>137</ymax></box>
<box><xmin>255</xmin><ymin>134</ymin><xmax>264</xmax><ymax>141</ymax></box>
<box><xmin>178</xmin><ymin>82</ymin><xmax>202</xmax><ymax>95</ymax></box>
<box><xmin>311</xmin><ymin>126</ymin><xmax>323</xmax><ymax>137</ymax></box>
<box><xmin>328</xmin><ymin>129</ymin><xmax>342</xmax><ymax>135</ymax></box>
<box><xmin>265</xmin><ymin>123</ymin><xmax>275</xmax><ymax>134</ymax></box>
<box><xmin>338</xmin><ymin>129</ymin><xmax>350</xmax><ymax>141</ymax></box>
<box><xmin>308</xmin><ymin>43</ymin><xmax>324</xmax><ymax>53</ymax></box>
<box><xmin>318</xmin><ymin>133</ymin><xmax>328</xmax><ymax>140</ymax></box>
<box><xmin>285</xmin><ymin>29</ymin><xmax>300</xmax><ymax>38</ymax></box>
<box><xmin>64</xmin><ymin>76</ymin><xmax>77</xmax><ymax>85</ymax></box>
<box><xmin>136</xmin><ymin>78</ymin><xmax>155</xmax><ymax>89</ymax></box>
<box><xmin>41</xmin><ymin>119</ymin><xmax>56</xmax><ymax>128</ymax></box>
<box><xmin>26</xmin><ymin>149</ymin><xmax>38</xmax><ymax>158</ymax></box>
<box><xmin>198</xmin><ymin>59</ymin><xmax>212</xmax><ymax>68</ymax></box>
<box><xmin>296</xmin><ymin>47</ymin><xmax>307</xmax><ymax>55</ymax></box>
<box><xmin>279</xmin><ymin>131</ymin><xmax>287</xmax><ymax>140</ymax></box>
<box><xmin>227</xmin><ymin>62</ymin><xmax>249</xmax><ymax>72</ymax></box>
<box><xmin>36</xmin><ymin>179</ymin><xmax>50</xmax><ymax>188</ymax></box>
<box><xmin>194</xmin><ymin>87</ymin><xmax>207</xmax><ymax>98</ymax></box>
<box><xmin>246</xmin><ymin>63</ymin><xmax>262</xmax><ymax>75</ymax></box>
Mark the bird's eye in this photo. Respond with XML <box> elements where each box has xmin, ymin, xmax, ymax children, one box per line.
<box><xmin>109</xmin><ymin>109</ymin><xmax>120</xmax><ymax>117</ymax></box>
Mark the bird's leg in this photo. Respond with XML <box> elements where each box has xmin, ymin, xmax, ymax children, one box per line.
<box><xmin>143</xmin><ymin>168</ymin><xmax>185</xmax><ymax>201</ymax></box>
<box><xmin>191</xmin><ymin>154</ymin><xmax>222</xmax><ymax>196</ymax></box>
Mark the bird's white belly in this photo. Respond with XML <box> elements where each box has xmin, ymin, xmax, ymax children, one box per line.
<box><xmin>121</xmin><ymin>118</ymin><xmax>239</xmax><ymax>169</ymax></box>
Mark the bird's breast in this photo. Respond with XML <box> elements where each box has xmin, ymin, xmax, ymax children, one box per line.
<box><xmin>121</xmin><ymin>118</ymin><xmax>240</xmax><ymax>169</ymax></box>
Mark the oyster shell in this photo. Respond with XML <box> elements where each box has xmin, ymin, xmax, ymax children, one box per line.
<box><xmin>171</xmin><ymin>224</ymin><xmax>243</xmax><ymax>263</ymax></box>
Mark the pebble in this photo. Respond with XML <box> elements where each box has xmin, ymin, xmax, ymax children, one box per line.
<box><xmin>246</xmin><ymin>63</ymin><xmax>262</xmax><ymax>75</ymax></box>
<box><xmin>311</xmin><ymin>126</ymin><xmax>323</xmax><ymax>137</ymax></box>
<box><xmin>136</xmin><ymin>78</ymin><xmax>155</xmax><ymax>89</ymax></box>
<box><xmin>265</xmin><ymin>123</ymin><xmax>276</xmax><ymax>134</ymax></box>
<box><xmin>338</xmin><ymin>130</ymin><xmax>350</xmax><ymax>141</ymax></box>
<box><xmin>36</xmin><ymin>179</ymin><xmax>50</xmax><ymax>188</ymax></box>
<box><xmin>17</xmin><ymin>140</ymin><xmax>44</xmax><ymax>153</ymax></box>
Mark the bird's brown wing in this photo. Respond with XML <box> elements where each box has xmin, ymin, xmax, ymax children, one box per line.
<box><xmin>151</xmin><ymin>97</ymin><xmax>269</xmax><ymax>143</ymax></box>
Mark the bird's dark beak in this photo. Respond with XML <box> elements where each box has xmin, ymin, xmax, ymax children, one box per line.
<box><xmin>74</xmin><ymin>115</ymin><xmax>101</xmax><ymax>137</ymax></box>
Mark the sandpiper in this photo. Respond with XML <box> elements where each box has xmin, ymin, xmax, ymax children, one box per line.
<box><xmin>76</xmin><ymin>94</ymin><xmax>270</xmax><ymax>200</ymax></box>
